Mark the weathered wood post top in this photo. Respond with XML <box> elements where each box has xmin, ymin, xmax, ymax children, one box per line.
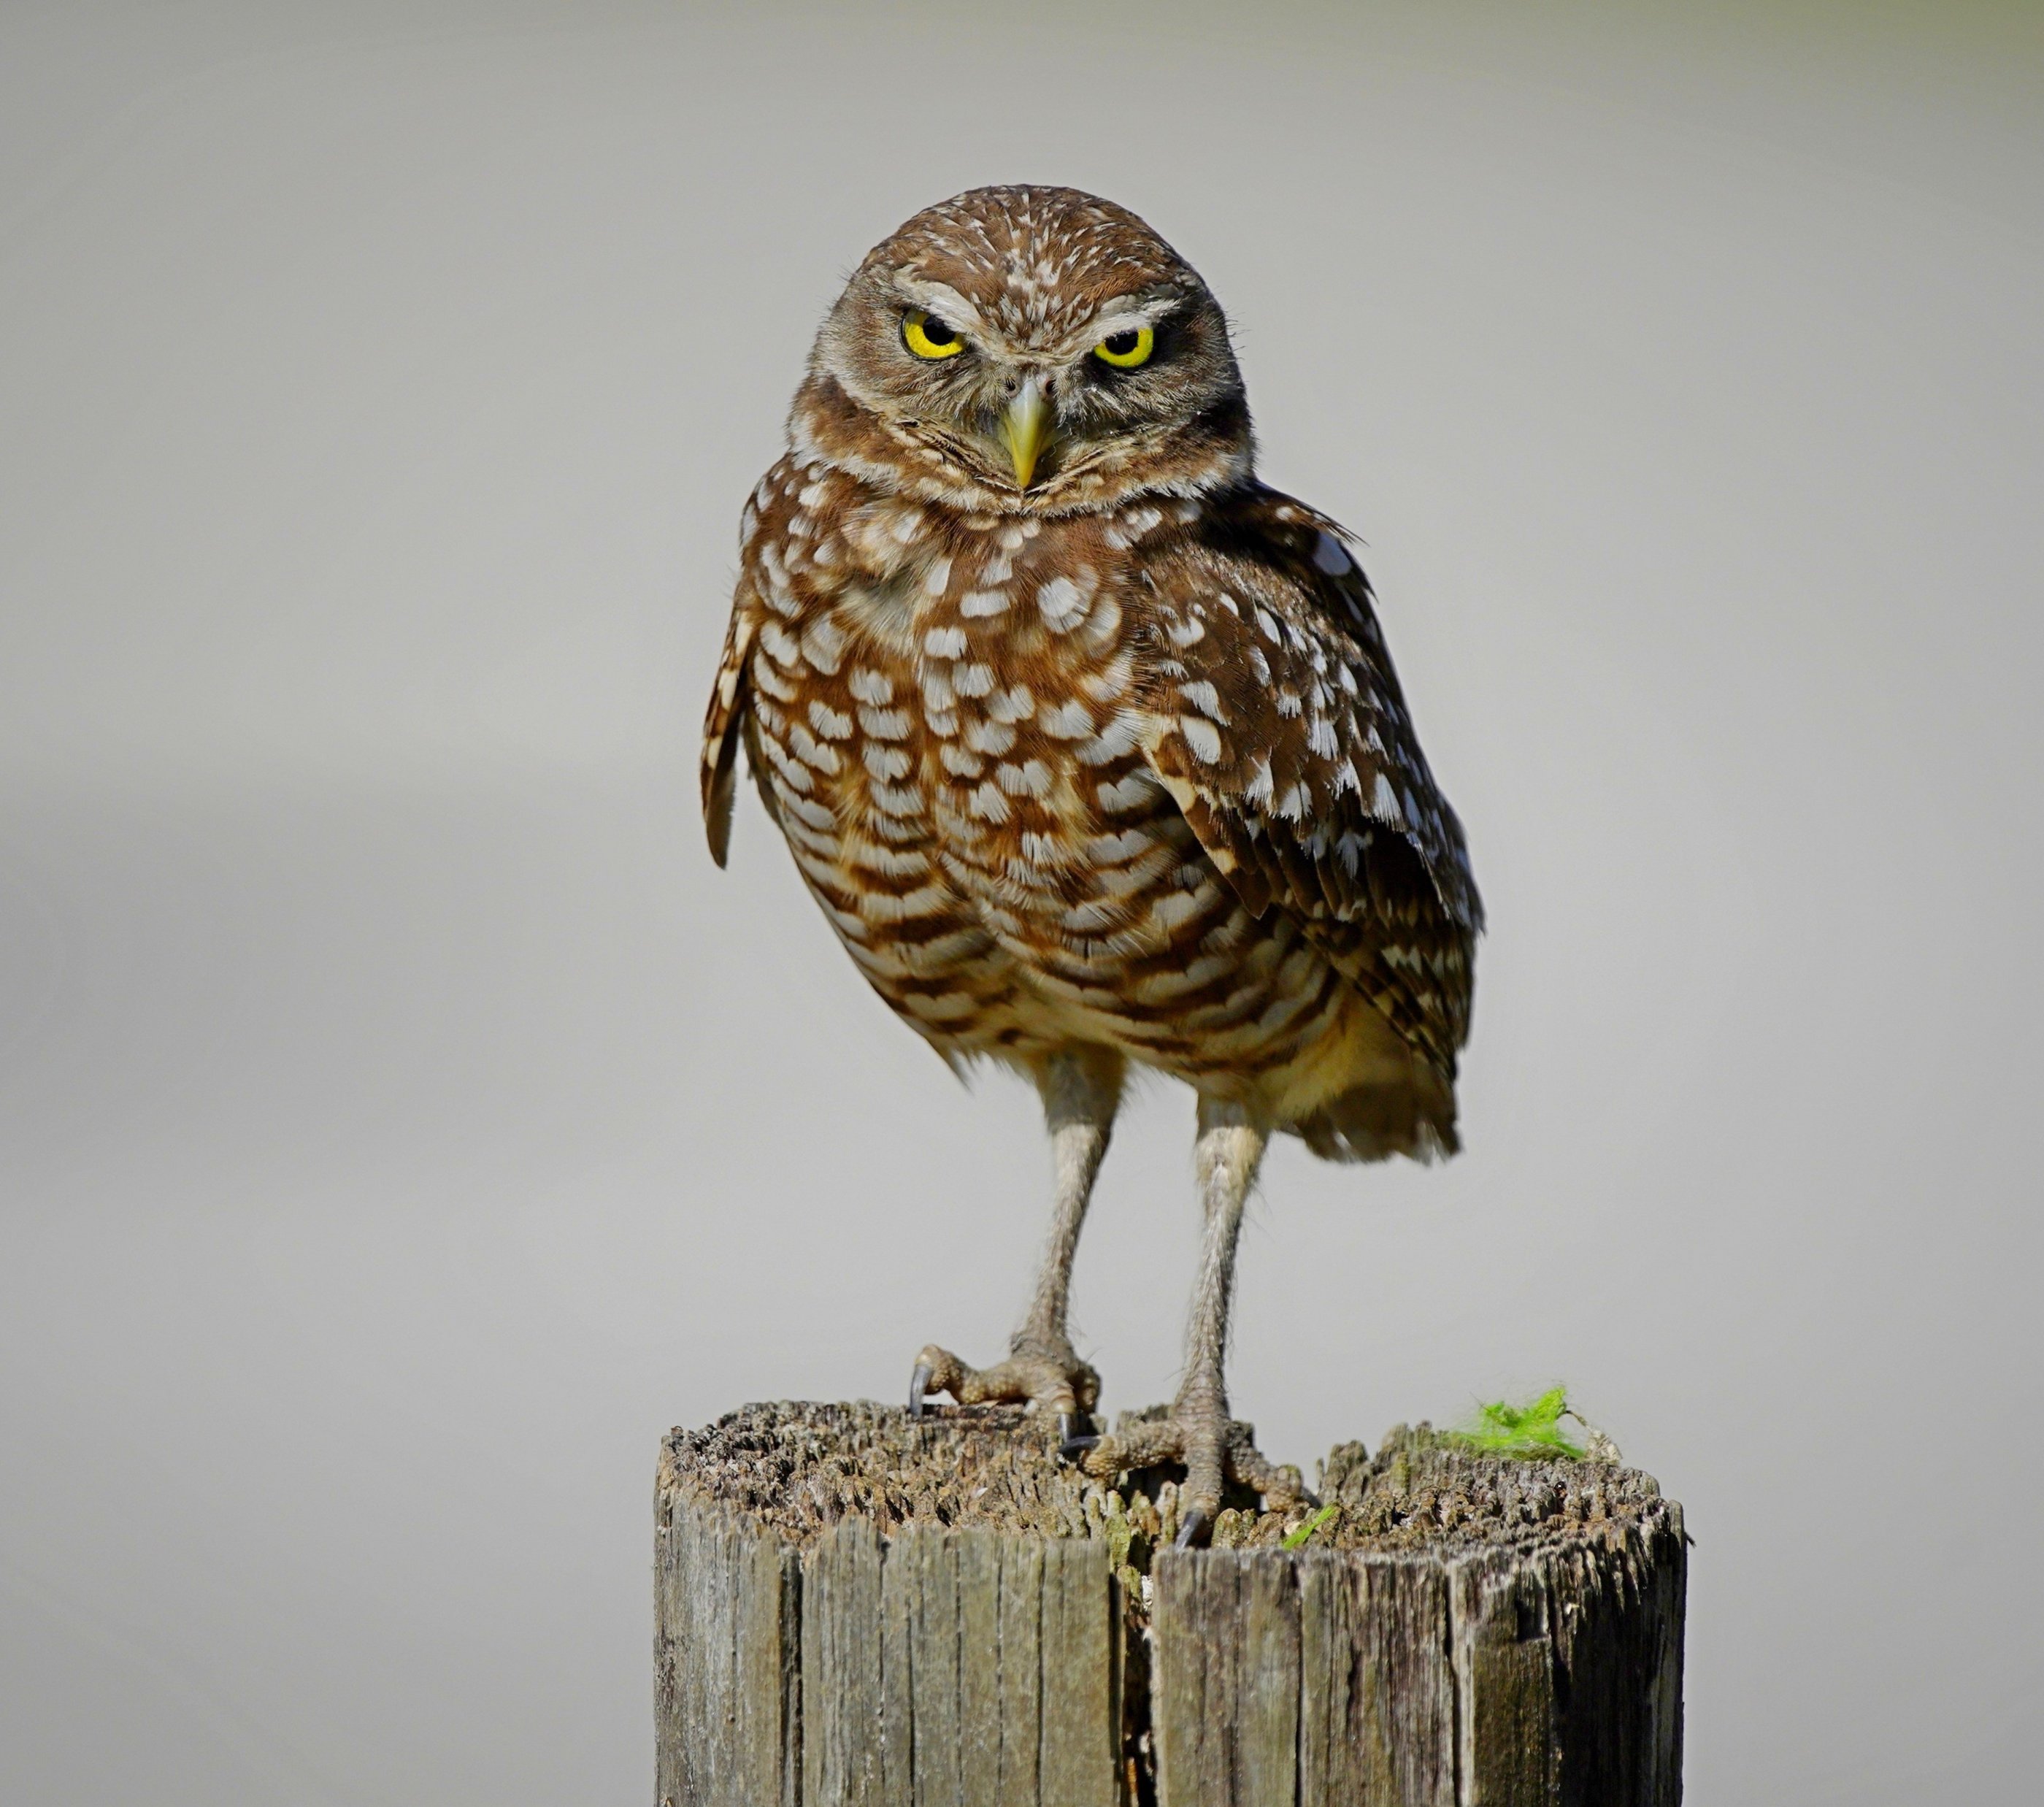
<box><xmin>656</xmin><ymin>1402</ymin><xmax>1684</xmax><ymax>1806</ymax></box>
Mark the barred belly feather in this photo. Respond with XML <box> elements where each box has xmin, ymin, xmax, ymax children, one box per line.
<box><xmin>704</xmin><ymin>445</ymin><xmax>1476</xmax><ymax>1161</ymax></box>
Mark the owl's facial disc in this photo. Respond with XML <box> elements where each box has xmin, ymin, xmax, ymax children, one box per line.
<box><xmin>830</xmin><ymin>285</ymin><xmax>1212</xmax><ymax>494</ymax></box>
<box><xmin>800</xmin><ymin>188</ymin><xmax>1255</xmax><ymax>509</ymax></box>
<box><xmin>895</xmin><ymin>294</ymin><xmax>1058</xmax><ymax>488</ymax></box>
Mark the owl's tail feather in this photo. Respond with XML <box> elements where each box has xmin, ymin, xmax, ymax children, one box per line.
<box><xmin>1289</xmin><ymin>1075</ymin><xmax>1459</xmax><ymax>1165</ymax></box>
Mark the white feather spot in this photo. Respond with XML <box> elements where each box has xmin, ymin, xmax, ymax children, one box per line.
<box><xmin>902</xmin><ymin>991</ymin><xmax>977</xmax><ymax>1022</ymax></box>
<box><xmin>750</xmin><ymin>659</ymin><xmax>796</xmax><ymax>703</ymax></box>
<box><xmin>1086</xmin><ymin>827</ymin><xmax>1154</xmax><ymax>863</ymax></box>
<box><xmin>964</xmin><ymin>717</ymin><xmax>1016</xmax><ymax>756</ymax></box>
<box><xmin>807</xmin><ymin>701</ymin><xmax>853</xmax><ymax>741</ymax></box>
<box><xmin>1096</xmin><ymin>772</ymin><xmax>1155</xmax><ymax>813</ymax></box>
<box><xmin>1150</xmin><ymin>887</ymin><xmax>1211</xmax><ymax>932</ymax></box>
<box><xmin>856</xmin><ymin>885</ymin><xmax>945</xmax><ymax>925</ymax></box>
<box><xmin>1178</xmin><ymin>715</ymin><xmax>1224</xmax><ymax>763</ymax></box>
<box><xmin>869</xmin><ymin>782</ymin><xmax>922</xmax><ymax>818</ymax></box>
<box><xmin>1075</xmin><ymin>713</ymin><xmax>1140</xmax><ymax>766</ymax></box>
<box><xmin>788</xmin><ymin>724</ymin><xmax>838</xmax><ymax>772</ymax></box>
<box><xmin>800</xmin><ymin>618</ymin><xmax>847</xmax><ymax>674</ymax></box>
<box><xmin>1037</xmin><ymin>575</ymin><xmax>1090</xmax><ymax>631</ymax></box>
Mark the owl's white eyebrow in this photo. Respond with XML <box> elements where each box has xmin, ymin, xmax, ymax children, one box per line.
<box><xmin>892</xmin><ymin>277</ymin><xmax>992</xmax><ymax>339</ymax></box>
<box><xmin>1086</xmin><ymin>302</ymin><xmax>1172</xmax><ymax>342</ymax></box>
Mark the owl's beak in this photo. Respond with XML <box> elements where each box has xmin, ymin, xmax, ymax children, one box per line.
<box><xmin>999</xmin><ymin>377</ymin><xmax>1052</xmax><ymax>490</ymax></box>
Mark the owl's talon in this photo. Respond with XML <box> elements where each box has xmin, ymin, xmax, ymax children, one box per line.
<box><xmin>1175</xmin><ymin>1506</ymin><xmax>1210</xmax><ymax>1550</ymax></box>
<box><xmin>1077</xmin><ymin>1408</ymin><xmax>1305</xmax><ymax>1527</ymax></box>
<box><xmin>905</xmin><ymin>1337</ymin><xmax>1099</xmax><ymax>1422</ymax></box>
<box><xmin>1058</xmin><ymin>1426</ymin><xmax>1102</xmax><ymax>1462</ymax></box>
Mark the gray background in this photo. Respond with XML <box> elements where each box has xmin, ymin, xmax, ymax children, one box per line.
<box><xmin>2</xmin><ymin>1</ymin><xmax>2038</xmax><ymax>1800</ymax></box>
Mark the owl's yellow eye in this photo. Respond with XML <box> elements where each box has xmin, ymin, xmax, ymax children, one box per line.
<box><xmin>1094</xmin><ymin>325</ymin><xmax>1154</xmax><ymax>369</ymax></box>
<box><xmin>902</xmin><ymin>309</ymin><xmax>965</xmax><ymax>360</ymax></box>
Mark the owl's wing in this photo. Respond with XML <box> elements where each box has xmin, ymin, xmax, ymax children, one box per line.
<box><xmin>1132</xmin><ymin>488</ymin><xmax>1481</xmax><ymax>1074</ymax></box>
<box><xmin>700</xmin><ymin>581</ymin><xmax>761</xmax><ymax>868</ymax></box>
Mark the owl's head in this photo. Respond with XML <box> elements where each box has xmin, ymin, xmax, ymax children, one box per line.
<box><xmin>794</xmin><ymin>187</ymin><xmax>1253</xmax><ymax>514</ymax></box>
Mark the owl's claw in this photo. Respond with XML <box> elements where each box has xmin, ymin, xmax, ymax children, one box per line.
<box><xmin>907</xmin><ymin>1338</ymin><xmax>1100</xmax><ymax>1422</ymax></box>
<box><xmin>1058</xmin><ymin>1423</ymin><xmax>1102</xmax><ymax>1462</ymax></box>
<box><xmin>1076</xmin><ymin>1407</ymin><xmax>1307</xmax><ymax>1546</ymax></box>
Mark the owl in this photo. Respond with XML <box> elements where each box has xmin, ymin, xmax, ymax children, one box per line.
<box><xmin>702</xmin><ymin>187</ymin><xmax>1480</xmax><ymax>1545</ymax></box>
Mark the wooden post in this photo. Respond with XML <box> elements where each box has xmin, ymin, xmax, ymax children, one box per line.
<box><xmin>656</xmin><ymin>1402</ymin><xmax>1684</xmax><ymax>1806</ymax></box>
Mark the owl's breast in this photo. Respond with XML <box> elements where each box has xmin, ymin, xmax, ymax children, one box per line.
<box><xmin>740</xmin><ymin>469</ymin><xmax>1350</xmax><ymax>1078</ymax></box>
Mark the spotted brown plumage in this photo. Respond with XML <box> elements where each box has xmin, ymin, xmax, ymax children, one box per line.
<box><xmin>701</xmin><ymin>187</ymin><xmax>1480</xmax><ymax>1543</ymax></box>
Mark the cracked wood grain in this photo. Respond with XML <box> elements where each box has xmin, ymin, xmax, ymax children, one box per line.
<box><xmin>656</xmin><ymin>1403</ymin><xmax>1684</xmax><ymax>1806</ymax></box>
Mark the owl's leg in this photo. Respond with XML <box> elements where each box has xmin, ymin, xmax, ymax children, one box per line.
<box><xmin>1069</xmin><ymin>1095</ymin><xmax>1312</xmax><ymax>1546</ymax></box>
<box><xmin>910</xmin><ymin>1048</ymin><xmax>1122</xmax><ymax>1438</ymax></box>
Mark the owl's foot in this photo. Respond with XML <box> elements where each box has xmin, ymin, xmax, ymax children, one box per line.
<box><xmin>1068</xmin><ymin>1405</ymin><xmax>1314</xmax><ymax>1548</ymax></box>
<box><xmin>909</xmin><ymin>1336</ymin><xmax>1101</xmax><ymax>1442</ymax></box>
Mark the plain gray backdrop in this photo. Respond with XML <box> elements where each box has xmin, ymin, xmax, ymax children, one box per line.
<box><xmin>3</xmin><ymin>1</ymin><xmax>2039</xmax><ymax>1800</ymax></box>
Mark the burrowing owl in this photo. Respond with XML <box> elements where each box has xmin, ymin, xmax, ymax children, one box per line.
<box><xmin>702</xmin><ymin>187</ymin><xmax>1480</xmax><ymax>1544</ymax></box>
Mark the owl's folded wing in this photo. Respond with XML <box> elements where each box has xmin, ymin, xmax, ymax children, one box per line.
<box><xmin>700</xmin><ymin>585</ymin><xmax>761</xmax><ymax>869</ymax></box>
<box><xmin>1133</xmin><ymin>499</ymin><xmax>1482</xmax><ymax>1073</ymax></box>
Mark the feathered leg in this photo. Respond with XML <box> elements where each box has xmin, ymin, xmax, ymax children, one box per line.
<box><xmin>1073</xmin><ymin>1094</ymin><xmax>1310</xmax><ymax>1545</ymax></box>
<box><xmin>910</xmin><ymin>1048</ymin><xmax>1122</xmax><ymax>1435</ymax></box>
